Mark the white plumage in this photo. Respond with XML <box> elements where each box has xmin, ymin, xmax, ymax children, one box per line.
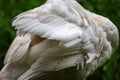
<box><xmin>0</xmin><ymin>0</ymin><xmax>119</xmax><ymax>80</ymax></box>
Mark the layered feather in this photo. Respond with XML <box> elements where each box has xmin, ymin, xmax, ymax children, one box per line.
<box><xmin>0</xmin><ymin>0</ymin><xmax>119</xmax><ymax>80</ymax></box>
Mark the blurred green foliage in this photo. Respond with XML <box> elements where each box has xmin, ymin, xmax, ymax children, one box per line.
<box><xmin>0</xmin><ymin>0</ymin><xmax>119</xmax><ymax>80</ymax></box>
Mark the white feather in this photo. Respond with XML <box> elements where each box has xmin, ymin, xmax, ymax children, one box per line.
<box><xmin>0</xmin><ymin>0</ymin><xmax>119</xmax><ymax>80</ymax></box>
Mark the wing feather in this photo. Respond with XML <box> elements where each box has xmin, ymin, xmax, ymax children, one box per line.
<box><xmin>4</xmin><ymin>34</ymin><xmax>31</xmax><ymax>64</ymax></box>
<box><xmin>18</xmin><ymin>47</ymin><xmax>84</xmax><ymax>80</ymax></box>
<box><xmin>12</xmin><ymin>3</ymin><xmax>83</xmax><ymax>42</ymax></box>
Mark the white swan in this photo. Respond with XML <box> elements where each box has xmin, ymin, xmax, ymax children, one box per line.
<box><xmin>0</xmin><ymin>0</ymin><xmax>119</xmax><ymax>80</ymax></box>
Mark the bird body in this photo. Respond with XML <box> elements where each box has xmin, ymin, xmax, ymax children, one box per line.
<box><xmin>0</xmin><ymin>0</ymin><xmax>119</xmax><ymax>80</ymax></box>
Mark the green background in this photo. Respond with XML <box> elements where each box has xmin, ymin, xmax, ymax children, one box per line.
<box><xmin>0</xmin><ymin>0</ymin><xmax>120</xmax><ymax>80</ymax></box>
